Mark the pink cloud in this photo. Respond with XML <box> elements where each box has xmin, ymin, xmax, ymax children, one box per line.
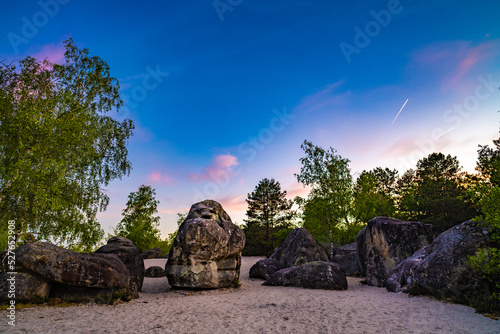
<box><xmin>189</xmin><ymin>153</ymin><xmax>239</xmax><ymax>183</ymax></box>
<box><xmin>410</xmin><ymin>40</ymin><xmax>500</xmax><ymax>93</ymax></box>
<box><xmin>32</xmin><ymin>43</ymin><xmax>66</xmax><ymax>64</ymax></box>
<box><xmin>159</xmin><ymin>208</ymin><xmax>190</xmax><ymax>214</ymax></box>
<box><xmin>148</xmin><ymin>170</ymin><xmax>173</xmax><ymax>185</ymax></box>
<box><xmin>284</xmin><ymin>182</ymin><xmax>310</xmax><ymax>199</ymax></box>
<box><xmin>217</xmin><ymin>194</ymin><xmax>248</xmax><ymax>213</ymax></box>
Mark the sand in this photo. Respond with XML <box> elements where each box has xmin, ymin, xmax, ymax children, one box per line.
<box><xmin>2</xmin><ymin>257</ymin><xmax>499</xmax><ymax>334</ymax></box>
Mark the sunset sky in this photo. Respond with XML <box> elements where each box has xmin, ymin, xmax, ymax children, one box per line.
<box><xmin>1</xmin><ymin>0</ymin><xmax>500</xmax><ymax>237</ymax></box>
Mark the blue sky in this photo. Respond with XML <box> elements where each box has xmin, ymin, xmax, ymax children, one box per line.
<box><xmin>1</xmin><ymin>0</ymin><xmax>500</xmax><ymax>237</ymax></box>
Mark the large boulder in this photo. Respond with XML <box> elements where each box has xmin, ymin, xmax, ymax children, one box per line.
<box><xmin>263</xmin><ymin>261</ymin><xmax>348</xmax><ymax>290</ymax></box>
<box><xmin>0</xmin><ymin>272</ymin><xmax>51</xmax><ymax>303</ymax></box>
<box><xmin>95</xmin><ymin>236</ymin><xmax>144</xmax><ymax>297</ymax></box>
<box><xmin>0</xmin><ymin>242</ymin><xmax>131</xmax><ymax>303</ymax></box>
<box><xmin>141</xmin><ymin>247</ymin><xmax>162</xmax><ymax>259</ymax></box>
<box><xmin>332</xmin><ymin>242</ymin><xmax>360</xmax><ymax>276</ymax></box>
<box><xmin>165</xmin><ymin>200</ymin><xmax>245</xmax><ymax>289</ymax></box>
<box><xmin>145</xmin><ymin>266</ymin><xmax>165</xmax><ymax>278</ymax></box>
<box><xmin>270</xmin><ymin>228</ymin><xmax>329</xmax><ymax>268</ymax></box>
<box><xmin>386</xmin><ymin>221</ymin><xmax>492</xmax><ymax>305</ymax></box>
<box><xmin>356</xmin><ymin>217</ymin><xmax>435</xmax><ymax>287</ymax></box>
<box><xmin>249</xmin><ymin>258</ymin><xmax>282</xmax><ymax>280</ymax></box>
<box><xmin>249</xmin><ymin>228</ymin><xmax>328</xmax><ymax>280</ymax></box>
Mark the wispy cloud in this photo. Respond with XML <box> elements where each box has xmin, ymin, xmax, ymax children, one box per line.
<box><xmin>294</xmin><ymin>80</ymin><xmax>350</xmax><ymax>115</ymax></box>
<box><xmin>218</xmin><ymin>194</ymin><xmax>248</xmax><ymax>214</ymax></box>
<box><xmin>189</xmin><ymin>153</ymin><xmax>239</xmax><ymax>183</ymax></box>
<box><xmin>410</xmin><ymin>40</ymin><xmax>500</xmax><ymax>93</ymax></box>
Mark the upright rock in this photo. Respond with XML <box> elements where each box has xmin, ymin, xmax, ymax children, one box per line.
<box><xmin>332</xmin><ymin>242</ymin><xmax>360</xmax><ymax>276</ymax></box>
<box><xmin>95</xmin><ymin>236</ymin><xmax>144</xmax><ymax>297</ymax></box>
<box><xmin>165</xmin><ymin>200</ymin><xmax>245</xmax><ymax>289</ymax></box>
<box><xmin>356</xmin><ymin>217</ymin><xmax>435</xmax><ymax>287</ymax></box>
<box><xmin>249</xmin><ymin>228</ymin><xmax>329</xmax><ymax>280</ymax></box>
<box><xmin>0</xmin><ymin>242</ymin><xmax>131</xmax><ymax>303</ymax></box>
<box><xmin>386</xmin><ymin>221</ymin><xmax>492</xmax><ymax>305</ymax></box>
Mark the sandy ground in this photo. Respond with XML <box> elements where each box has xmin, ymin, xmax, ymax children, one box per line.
<box><xmin>2</xmin><ymin>257</ymin><xmax>499</xmax><ymax>334</ymax></box>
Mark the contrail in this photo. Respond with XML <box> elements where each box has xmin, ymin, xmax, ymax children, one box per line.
<box><xmin>390</xmin><ymin>98</ymin><xmax>409</xmax><ymax>127</ymax></box>
<box><xmin>435</xmin><ymin>127</ymin><xmax>454</xmax><ymax>139</ymax></box>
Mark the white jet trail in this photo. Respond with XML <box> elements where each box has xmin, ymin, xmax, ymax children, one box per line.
<box><xmin>435</xmin><ymin>127</ymin><xmax>454</xmax><ymax>139</ymax></box>
<box><xmin>390</xmin><ymin>98</ymin><xmax>409</xmax><ymax>127</ymax></box>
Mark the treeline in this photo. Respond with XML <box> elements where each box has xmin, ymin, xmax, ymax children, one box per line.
<box><xmin>242</xmin><ymin>138</ymin><xmax>500</xmax><ymax>301</ymax></box>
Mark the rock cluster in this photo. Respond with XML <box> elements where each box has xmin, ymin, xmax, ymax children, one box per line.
<box><xmin>250</xmin><ymin>228</ymin><xmax>347</xmax><ymax>290</ymax></box>
<box><xmin>385</xmin><ymin>221</ymin><xmax>492</xmax><ymax>304</ymax></box>
<box><xmin>249</xmin><ymin>228</ymin><xmax>329</xmax><ymax>280</ymax></box>
<box><xmin>165</xmin><ymin>200</ymin><xmax>245</xmax><ymax>289</ymax></box>
<box><xmin>95</xmin><ymin>236</ymin><xmax>144</xmax><ymax>297</ymax></box>
<box><xmin>356</xmin><ymin>217</ymin><xmax>435</xmax><ymax>287</ymax></box>
<box><xmin>0</xmin><ymin>242</ymin><xmax>132</xmax><ymax>303</ymax></box>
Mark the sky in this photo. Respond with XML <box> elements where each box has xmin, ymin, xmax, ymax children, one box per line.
<box><xmin>1</xmin><ymin>0</ymin><xmax>500</xmax><ymax>238</ymax></box>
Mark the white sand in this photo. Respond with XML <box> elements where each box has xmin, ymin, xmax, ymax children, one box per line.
<box><xmin>2</xmin><ymin>257</ymin><xmax>499</xmax><ymax>333</ymax></box>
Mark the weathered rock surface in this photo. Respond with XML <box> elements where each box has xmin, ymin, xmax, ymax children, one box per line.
<box><xmin>263</xmin><ymin>261</ymin><xmax>348</xmax><ymax>290</ymax></box>
<box><xmin>357</xmin><ymin>217</ymin><xmax>435</xmax><ymax>287</ymax></box>
<box><xmin>141</xmin><ymin>247</ymin><xmax>162</xmax><ymax>259</ymax></box>
<box><xmin>332</xmin><ymin>242</ymin><xmax>360</xmax><ymax>276</ymax></box>
<box><xmin>165</xmin><ymin>200</ymin><xmax>245</xmax><ymax>289</ymax></box>
<box><xmin>271</xmin><ymin>228</ymin><xmax>329</xmax><ymax>268</ymax></box>
<box><xmin>249</xmin><ymin>228</ymin><xmax>328</xmax><ymax>280</ymax></box>
<box><xmin>249</xmin><ymin>258</ymin><xmax>282</xmax><ymax>280</ymax></box>
<box><xmin>386</xmin><ymin>221</ymin><xmax>492</xmax><ymax>305</ymax></box>
<box><xmin>145</xmin><ymin>266</ymin><xmax>165</xmax><ymax>278</ymax></box>
<box><xmin>96</xmin><ymin>236</ymin><xmax>144</xmax><ymax>296</ymax></box>
<box><xmin>0</xmin><ymin>242</ymin><xmax>131</xmax><ymax>303</ymax></box>
<box><xmin>0</xmin><ymin>272</ymin><xmax>52</xmax><ymax>303</ymax></box>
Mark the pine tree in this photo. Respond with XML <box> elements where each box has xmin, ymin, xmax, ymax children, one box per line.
<box><xmin>244</xmin><ymin>178</ymin><xmax>294</xmax><ymax>255</ymax></box>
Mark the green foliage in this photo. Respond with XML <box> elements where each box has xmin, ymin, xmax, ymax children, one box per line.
<box><xmin>0</xmin><ymin>38</ymin><xmax>134</xmax><ymax>251</ymax></box>
<box><xmin>353</xmin><ymin>168</ymin><xmax>398</xmax><ymax>223</ymax></box>
<box><xmin>295</xmin><ymin>140</ymin><xmax>355</xmax><ymax>257</ymax></box>
<box><xmin>396</xmin><ymin>153</ymin><xmax>478</xmax><ymax>232</ymax></box>
<box><xmin>243</xmin><ymin>178</ymin><xmax>295</xmax><ymax>256</ymax></box>
<box><xmin>468</xmin><ymin>137</ymin><xmax>500</xmax><ymax>310</ymax></box>
<box><xmin>115</xmin><ymin>185</ymin><xmax>161</xmax><ymax>251</ymax></box>
<box><xmin>477</xmin><ymin>138</ymin><xmax>500</xmax><ymax>186</ymax></box>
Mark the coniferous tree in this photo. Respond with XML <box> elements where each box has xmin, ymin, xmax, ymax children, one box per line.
<box><xmin>397</xmin><ymin>153</ymin><xmax>477</xmax><ymax>232</ymax></box>
<box><xmin>243</xmin><ymin>178</ymin><xmax>294</xmax><ymax>256</ymax></box>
